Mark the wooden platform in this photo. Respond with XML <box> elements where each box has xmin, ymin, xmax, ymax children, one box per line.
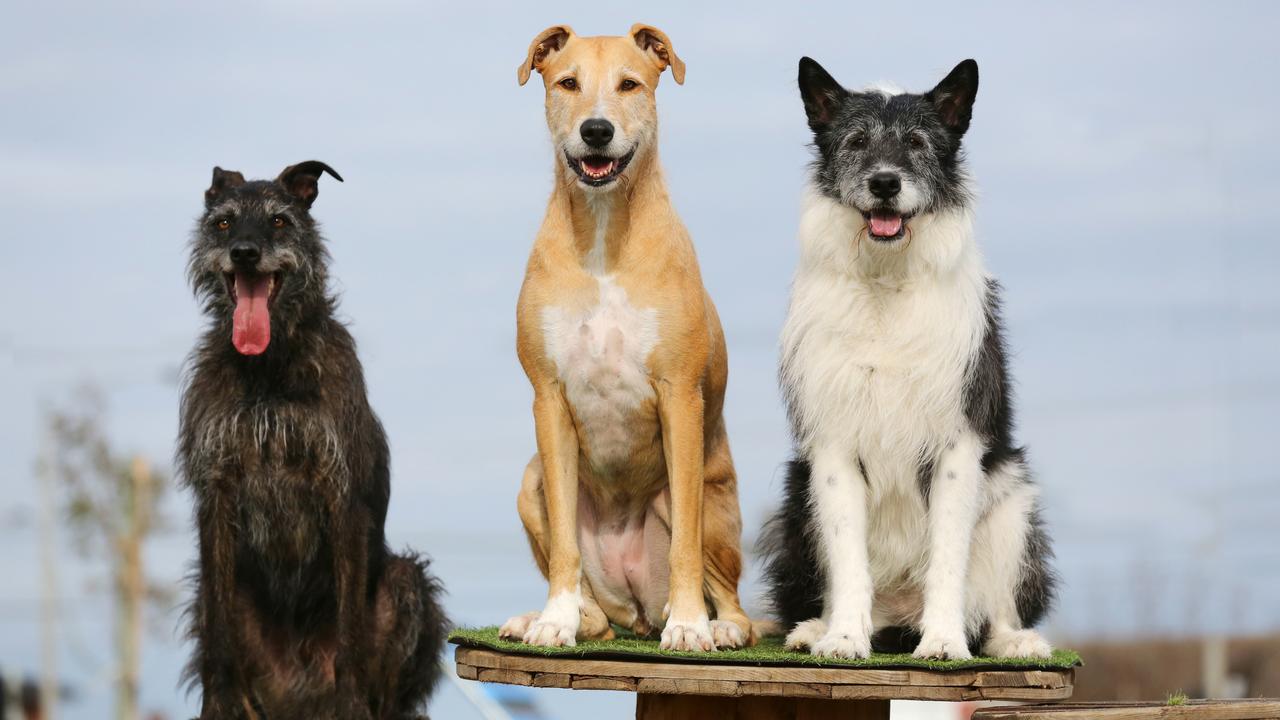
<box><xmin>454</xmin><ymin>645</ymin><xmax>1075</xmax><ymax>719</ymax></box>
<box><xmin>973</xmin><ymin>699</ymin><xmax>1280</xmax><ymax>719</ymax></box>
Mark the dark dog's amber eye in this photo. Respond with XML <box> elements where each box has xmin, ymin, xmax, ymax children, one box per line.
<box><xmin>216</xmin><ymin>219</ymin><xmax>230</xmax><ymax>230</ymax></box>
<box><xmin>618</xmin><ymin>79</ymin><xmax>639</xmax><ymax>92</ymax></box>
<box><xmin>558</xmin><ymin>77</ymin><xmax>578</xmax><ymax>91</ymax></box>
<box><xmin>272</xmin><ymin>215</ymin><xmax>288</xmax><ymax>228</ymax></box>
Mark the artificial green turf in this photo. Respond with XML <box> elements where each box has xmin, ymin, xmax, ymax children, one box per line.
<box><xmin>449</xmin><ymin>626</ymin><xmax>1081</xmax><ymax>671</ymax></box>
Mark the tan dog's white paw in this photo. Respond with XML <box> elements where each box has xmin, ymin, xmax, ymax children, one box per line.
<box><xmin>660</xmin><ymin>616</ymin><xmax>714</xmax><ymax>652</ymax></box>
<box><xmin>499</xmin><ymin>611</ymin><xmax>539</xmax><ymax>640</ymax></box>
<box><xmin>811</xmin><ymin>629</ymin><xmax>871</xmax><ymax>659</ymax></box>
<box><xmin>913</xmin><ymin>631</ymin><xmax>972</xmax><ymax>660</ymax></box>
<box><xmin>984</xmin><ymin>629</ymin><xmax>1051</xmax><ymax>659</ymax></box>
<box><xmin>522</xmin><ymin>618</ymin><xmax>577</xmax><ymax>647</ymax></box>
<box><xmin>783</xmin><ymin>618</ymin><xmax>827</xmax><ymax>652</ymax></box>
<box><xmin>710</xmin><ymin>620</ymin><xmax>746</xmax><ymax>649</ymax></box>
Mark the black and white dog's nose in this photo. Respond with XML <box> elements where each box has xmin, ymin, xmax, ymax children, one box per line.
<box><xmin>580</xmin><ymin>118</ymin><xmax>615</xmax><ymax>149</ymax></box>
<box><xmin>230</xmin><ymin>243</ymin><xmax>261</xmax><ymax>267</ymax></box>
<box><xmin>868</xmin><ymin>172</ymin><xmax>902</xmax><ymax>200</ymax></box>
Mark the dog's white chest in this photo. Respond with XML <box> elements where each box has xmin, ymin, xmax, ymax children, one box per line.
<box><xmin>542</xmin><ymin>277</ymin><xmax>660</xmax><ymax>470</ymax></box>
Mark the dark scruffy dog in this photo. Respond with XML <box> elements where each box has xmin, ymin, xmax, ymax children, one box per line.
<box><xmin>178</xmin><ymin>161</ymin><xmax>447</xmax><ymax>719</ymax></box>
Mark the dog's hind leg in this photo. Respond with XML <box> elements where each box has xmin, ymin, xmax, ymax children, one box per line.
<box><xmin>699</xmin><ymin>440</ymin><xmax>753</xmax><ymax>649</ymax></box>
<box><xmin>967</xmin><ymin>459</ymin><xmax>1053</xmax><ymax>659</ymax></box>
<box><xmin>371</xmin><ymin>552</ymin><xmax>447</xmax><ymax>720</ymax></box>
<box><xmin>500</xmin><ymin>455</ymin><xmax>613</xmax><ymax>642</ymax></box>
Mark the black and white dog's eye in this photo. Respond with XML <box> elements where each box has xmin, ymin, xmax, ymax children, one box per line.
<box><xmin>908</xmin><ymin>135</ymin><xmax>926</xmax><ymax>149</ymax></box>
<box><xmin>850</xmin><ymin>134</ymin><xmax>867</xmax><ymax>149</ymax></box>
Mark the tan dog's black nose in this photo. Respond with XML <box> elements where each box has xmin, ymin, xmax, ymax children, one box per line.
<box><xmin>580</xmin><ymin>119</ymin><xmax>614</xmax><ymax>149</ymax></box>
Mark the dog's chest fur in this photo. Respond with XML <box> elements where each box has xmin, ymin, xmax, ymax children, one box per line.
<box><xmin>189</xmin><ymin>400</ymin><xmax>345</xmax><ymax>567</ymax></box>
<box><xmin>782</xmin><ymin>192</ymin><xmax>987</xmax><ymax>490</ymax></box>
<box><xmin>541</xmin><ymin>275</ymin><xmax>660</xmax><ymax>474</ymax></box>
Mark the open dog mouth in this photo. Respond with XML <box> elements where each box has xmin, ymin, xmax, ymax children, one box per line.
<box><xmin>862</xmin><ymin>209</ymin><xmax>914</xmax><ymax>242</ymax></box>
<box><xmin>565</xmin><ymin>147</ymin><xmax>636</xmax><ymax>186</ymax></box>
<box><xmin>223</xmin><ymin>271</ymin><xmax>281</xmax><ymax>356</ymax></box>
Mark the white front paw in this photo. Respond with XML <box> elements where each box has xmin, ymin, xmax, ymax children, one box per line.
<box><xmin>913</xmin><ymin>631</ymin><xmax>971</xmax><ymax>660</ymax></box>
<box><xmin>499</xmin><ymin>611</ymin><xmax>539</xmax><ymax>640</ymax></box>
<box><xmin>710</xmin><ymin>620</ymin><xmax>746</xmax><ymax>649</ymax></box>
<box><xmin>984</xmin><ymin>629</ymin><xmax>1052</xmax><ymax>659</ymax></box>
<box><xmin>811</xmin><ymin>629</ymin><xmax>872</xmax><ymax>659</ymax></box>
<box><xmin>784</xmin><ymin>618</ymin><xmax>827</xmax><ymax>652</ymax></box>
<box><xmin>660</xmin><ymin>616</ymin><xmax>714</xmax><ymax>652</ymax></box>
<box><xmin>523</xmin><ymin>618</ymin><xmax>577</xmax><ymax>647</ymax></box>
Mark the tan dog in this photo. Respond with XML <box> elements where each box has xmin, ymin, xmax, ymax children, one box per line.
<box><xmin>498</xmin><ymin>24</ymin><xmax>754</xmax><ymax>652</ymax></box>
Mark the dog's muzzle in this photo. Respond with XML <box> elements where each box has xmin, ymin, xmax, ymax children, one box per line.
<box><xmin>565</xmin><ymin>146</ymin><xmax>636</xmax><ymax>187</ymax></box>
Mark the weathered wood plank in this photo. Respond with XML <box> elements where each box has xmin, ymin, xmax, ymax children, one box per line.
<box><xmin>475</xmin><ymin>668</ymin><xmax>533</xmax><ymax>686</ymax></box>
<box><xmin>530</xmin><ymin>672</ymin><xmax>571</xmax><ymax>688</ymax></box>
<box><xmin>571</xmin><ymin>676</ymin><xmax>637</xmax><ymax>691</ymax></box>
<box><xmin>637</xmin><ymin>677</ymin><xmax>741</xmax><ymax>696</ymax></box>
<box><xmin>972</xmin><ymin>699</ymin><xmax>1280</xmax><ymax>719</ymax></box>
<box><xmin>454</xmin><ymin>662</ymin><xmax>477</xmax><ymax>681</ymax></box>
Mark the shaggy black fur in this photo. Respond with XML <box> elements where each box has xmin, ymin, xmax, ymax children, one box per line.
<box><xmin>178</xmin><ymin>162</ymin><xmax>446</xmax><ymax>720</ymax></box>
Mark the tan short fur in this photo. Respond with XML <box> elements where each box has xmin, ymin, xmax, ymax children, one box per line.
<box><xmin>500</xmin><ymin>24</ymin><xmax>754</xmax><ymax>652</ymax></box>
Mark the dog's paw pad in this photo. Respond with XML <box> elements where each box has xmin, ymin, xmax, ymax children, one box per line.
<box><xmin>660</xmin><ymin>617</ymin><xmax>714</xmax><ymax>652</ymax></box>
<box><xmin>811</xmin><ymin>630</ymin><xmax>871</xmax><ymax>659</ymax></box>
<box><xmin>499</xmin><ymin>611</ymin><xmax>539</xmax><ymax>640</ymax></box>
<box><xmin>913</xmin><ymin>632</ymin><xmax>972</xmax><ymax>660</ymax></box>
<box><xmin>784</xmin><ymin>618</ymin><xmax>828</xmax><ymax>652</ymax></box>
<box><xmin>984</xmin><ymin>629</ymin><xmax>1051</xmax><ymax>659</ymax></box>
<box><xmin>710</xmin><ymin>620</ymin><xmax>746</xmax><ymax>649</ymax></box>
<box><xmin>522</xmin><ymin>619</ymin><xmax>576</xmax><ymax>647</ymax></box>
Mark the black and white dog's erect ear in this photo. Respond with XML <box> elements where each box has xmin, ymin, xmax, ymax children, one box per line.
<box><xmin>797</xmin><ymin>57</ymin><xmax>850</xmax><ymax>134</ymax></box>
<box><xmin>927</xmin><ymin>59</ymin><xmax>979</xmax><ymax>136</ymax></box>
<box><xmin>276</xmin><ymin>161</ymin><xmax>344</xmax><ymax>208</ymax></box>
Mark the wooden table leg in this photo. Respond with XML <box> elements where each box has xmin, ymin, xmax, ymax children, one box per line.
<box><xmin>635</xmin><ymin>695</ymin><xmax>891</xmax><ymax>719</ymax></box>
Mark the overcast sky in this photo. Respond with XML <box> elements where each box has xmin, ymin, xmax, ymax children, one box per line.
<box><xmin>3</xmin><ymin>1</ymin><xmax>1279</xmax><ymax>718</ymax></box>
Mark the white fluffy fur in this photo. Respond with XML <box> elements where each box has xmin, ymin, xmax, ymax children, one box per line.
<box><xmin>780</xmin><ymin>185</ymin><xmax>1050</xmax><ymax>659</ymax></box>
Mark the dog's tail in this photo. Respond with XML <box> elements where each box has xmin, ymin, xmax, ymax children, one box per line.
<box><xmin>756</xmin><ymin>459</ymin><xmax>826</xmax><ymax>631</ymax></box>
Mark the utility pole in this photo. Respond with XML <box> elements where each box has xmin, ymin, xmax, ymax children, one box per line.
<box><xmin>37</xmin><ymin>433</ymin><xmax>59</xmax><ymax>720</ymax></box>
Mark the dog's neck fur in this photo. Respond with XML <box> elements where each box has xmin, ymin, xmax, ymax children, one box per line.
<box><xmin>552</xmin><ymin>150</ymin><xmax>669</xmax><ymax>275</ymax></box>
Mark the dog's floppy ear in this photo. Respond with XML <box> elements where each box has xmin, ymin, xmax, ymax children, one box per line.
<box><xmin>277</xmin><ymin>161</ymin><xmax>343</xmax><ymax>208</ymax></box>
<box><xmin>630</xmin><ymin>24</ymin><xmax>685</xmax><ymax>85</ymax></box>
<box><xmin>926</xmin><ymin>59</ymin><xmax>979</xmax><ymax>136</ymax></box>
<box><xmin>798</xmin><ymin>57</ymin><xmax>848</xmax><ymax>132</ymax></box>
<box><xmin>518</xmin><ymin>25</ymin><xmax>574</xmax><ymax>86</ymax></box>
<box><xmin>205</xmin><ymin>167</ymin><xmax>245</xmax><ymax>204</ymax></box>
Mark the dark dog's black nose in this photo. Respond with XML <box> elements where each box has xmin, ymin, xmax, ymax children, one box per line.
<box><xmin>868</xmin><ymin>172</ymin><xmax>902</xmax><ymax>200</ymax></box>
<box><xmin>580</xmin><ymin>119</ymin><xmax>615</xmax><ymax>149</ymax></box>
<box><xmin>230</xmin><ymin>243</ymin><xmax>261</xmax><ymax>267</ymax></box>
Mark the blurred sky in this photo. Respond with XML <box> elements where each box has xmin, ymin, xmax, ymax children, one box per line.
<box><xmin>2</xmin><ymin>1</ymin><xmax>1279</xmax><ymax>718</ymax></box>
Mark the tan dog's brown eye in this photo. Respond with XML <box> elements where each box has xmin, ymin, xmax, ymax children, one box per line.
<box><xmin>216</xmin><ymin>218</ymin><xmax>230</xmax><ymax>230</ymax></box>
<box><xmin>272</xmin><ymin>215</ymin><xmax>288</xmax><ymax>228</ymax></box>
<box><xmin>619</xmin><ymin>79</ymin><xmax>639</xmax><ymax>92</ymax></box>
<box><xmin>558</xmin><ymin>77</ymin><xmax>578</xmax><ymax>91</ymax></box>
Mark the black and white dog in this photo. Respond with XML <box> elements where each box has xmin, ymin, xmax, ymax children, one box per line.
<box><xmin>758</xmin><ymin>58</ymin><xmax>1056</xmax><ymax>660</ymax></box>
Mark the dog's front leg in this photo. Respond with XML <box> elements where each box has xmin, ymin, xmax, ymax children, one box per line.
<box><xmin>523</xmin><ymin>384</ymin><xmax>583</xmax><ymax>647</ymax></box>
<box><xmin>794</xmin><ymin>446</ymin><xmax>875</xmax><ymax>659</ymax></box>
<box><xmin>914</xmin><ymin>432</ymin><xmax>984</xmax><ymax>660</ymax></box>
<box><xmin>656</xmin><ymin>382</ymin><xmax>714</xmax><ymax>651</ymax></box>
<box><xmin>331</xmin><ymin>500</ymin><xmax>374</xmax><ymax>718</ymax></box>
<box><xmin>195</xmin><ymin>486</ymin><xmax>251</xmax><ymax>719</ymax></box>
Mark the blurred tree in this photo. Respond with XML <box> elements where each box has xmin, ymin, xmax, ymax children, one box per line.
<box><xmin>46</xmin><ymin>387</ymin><xmax>172</xmax><ymax>720</ymax></box>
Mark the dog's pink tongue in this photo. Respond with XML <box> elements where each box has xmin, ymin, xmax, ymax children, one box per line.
<box><xmin>869</xmin><ymin>213</ymin><xmax>903</xmax><ymax>237</ymax></box>
<box><xmin>232</xmin><ymin>273</ymin><xmax>272</xmax><ymax>355</ymax></box>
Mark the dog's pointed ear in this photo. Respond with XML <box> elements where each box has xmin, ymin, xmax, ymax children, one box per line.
<box><xmin>926</xmin><ymin>59</ymin><xmax>979</xmax><ymax>136</ymax></box>
<box><xmin>518</xmin><ymin>25</ymin><xmax>574</xmax><ymax>86</ymax></box>
<box><xmin>277</xmin><ymin>161</ymin><xmax>343</xmax><ymax>208</ymax></box>
<box><xmin>631</xmin><ymin>24</ymin><xmax>685</xmax><ymax>85</ymax></box>
<box><xmin>205</xmin><ymin>167</ymin><xmax>245</xmax><ymax>204</ymax></box>
<box><xmin>798</xmin><ymin>57</ymin><xmax>848</xmax><ymax>132</ymax></box>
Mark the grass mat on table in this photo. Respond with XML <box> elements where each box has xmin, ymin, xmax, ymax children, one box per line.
<box><xmin>449</xmin><ymin>626</ymin><xmax>1081</xmax><ymax>672</ymax></box>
